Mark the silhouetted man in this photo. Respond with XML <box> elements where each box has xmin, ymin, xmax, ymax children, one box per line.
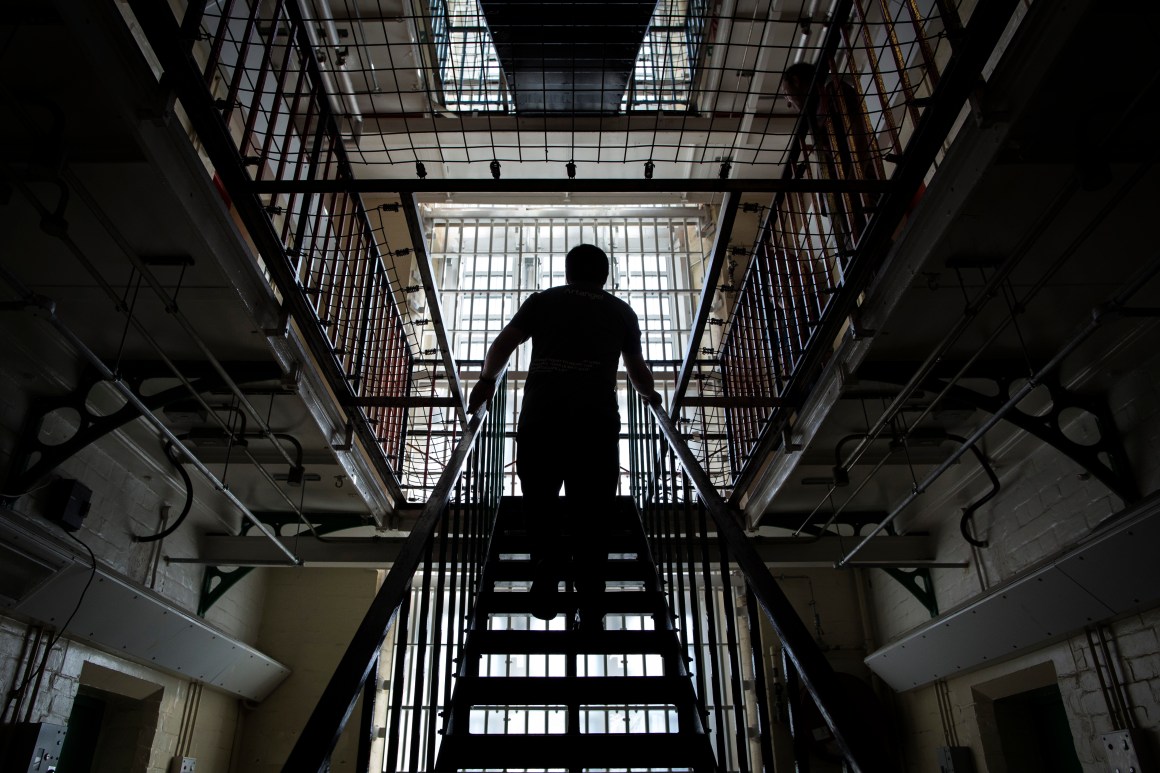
<box><xmin>467</xmin><ymin>244</ymin><xmax>661</xmax><ymax>630</ymax></box>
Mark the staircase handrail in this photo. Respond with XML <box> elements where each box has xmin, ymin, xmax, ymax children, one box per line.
<box><xmin>645</xmin><ymin>403</ymin><xmax>895</xmax><ymax>773</ymax></box>
<box><xmin>283</xmin><ymin>389</ymin><xmax>501</xmax><ymax>772</ymax></box>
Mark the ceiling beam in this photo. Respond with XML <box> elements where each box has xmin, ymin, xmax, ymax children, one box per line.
<box><xmin>249</xmin><ymin>178</ymin><xmax>894</xmax><ymax>195</ymax></box>
<box><xmin>192</xmin><ymin>532</ymin><xmax>933</xmax><ymax>568</ymax></box>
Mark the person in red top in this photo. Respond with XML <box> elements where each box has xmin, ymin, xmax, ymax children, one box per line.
<box><xmin>784</xmin><ymin>60</ymin><xmax>882</xmax><ymax>246</ymax></box>
<box><xmin>468</xmin><ymin>244</ymin><xmax>661</xmax><ymax>630</ymax></box>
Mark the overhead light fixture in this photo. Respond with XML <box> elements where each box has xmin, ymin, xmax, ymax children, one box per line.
<box><xmin>490</xmin><ymin>160</ymin><xmax>501</xmax><ymax>179</ymax></box>
<box><xmin>644</xmin><ymin>161</ymin><xmax>655</xmax><ymax>179</ymax></box>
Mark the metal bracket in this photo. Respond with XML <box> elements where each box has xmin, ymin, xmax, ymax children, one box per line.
<box><xmin>880</xmin><ymin>566</ymin><xmax>939</xmax><ymax>618</ymax></box>
<box><xmin>858</xmin><ymin>362</ymin><xmax>1140</xmax><ymax>505</ymax></box>
<box><xmin>198</xmin><ymin>511</ymin><xmax>370</xmax><ymax>614</ymax></box>
<box><xmin>3</xmin><ymin>361</ymin><xmax>283</xmax><ymax>503</ymax></box>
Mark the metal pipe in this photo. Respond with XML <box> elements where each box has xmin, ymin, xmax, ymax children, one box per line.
<box><xmin>10</xmin><ymin>171</ymin><xmax>334</xmax><ymax>541</ymax></box>
<box><xmin>57</xmin><ymin>169</ymin><xmax>300</xmax><ymax>473</ymax></box>
<box><xmin>837</xmin><ymin>264</ymin><xmax>1160</xmax><ymax>567</ymax></box>
<box><xmin>0</xmin><ymin>279</ymin><xmax>301</xmax><ymax>565</ymax></box>
<box><xmin>301</xmin><ymin>0</ymin><xmax>364</xmax><ymax>142</ymax></box>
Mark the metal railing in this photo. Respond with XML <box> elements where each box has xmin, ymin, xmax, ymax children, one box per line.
<box><xmin>283</xmin><ymin>377</ymin><xmax>506</xmax><ymax>772</ymax></box>
<box><xmin>132</xmin><ymin>0</ymin><xmax>414</xmax><ymax>479</ymax></box>
<box><xmin>713</xmin><ymin>0</ymin><xmax>1021</xmax><ymax>492</ymax></box>
<box><xmin>629</xmin><ymin>394</ymin><xmax>898</xmax><ymax>772</ymax></box>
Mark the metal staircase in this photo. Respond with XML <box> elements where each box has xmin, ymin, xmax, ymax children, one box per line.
<box><xmin>436</xmin><ymin>496</ymin><xmax>718</xmax><ymax>772</ymax></box>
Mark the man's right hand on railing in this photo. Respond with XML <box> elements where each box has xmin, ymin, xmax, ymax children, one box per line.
<box><xmin>467</xmin><ymin>375</ymin><xmax>496</xmax><ymax>415</ymax></box>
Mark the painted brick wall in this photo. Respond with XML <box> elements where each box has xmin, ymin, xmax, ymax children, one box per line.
<box><xmin>865</xmin><ymin>343</ymin><xmax>1160</xmax><ymax>770</ymax></box>
<box><xmin>1</xmin><ymin>332</ymin><xmax>274</xmax><ymax>771</ymax></box>
<box><xmin>233</xmin><ymin>567</ymin><xmax>379</xmax><ymax>772</ymax></box>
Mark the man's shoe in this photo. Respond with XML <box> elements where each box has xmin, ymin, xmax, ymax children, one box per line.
<box><xmin>529</xmin><ymin>562</ymin><xmax>557</xmax><ymax>621</ymax></box>
<box><xmin>573</xmin><ymin>608</ymin><xmax>604</xmax><ymax>633</ymax></box>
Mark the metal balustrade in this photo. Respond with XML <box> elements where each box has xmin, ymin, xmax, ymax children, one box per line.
<box><xmin>145</xmin><ymin>0</ymin><xmax>416</xmax><ymax>476</ymax></box>
<box><xmin>629</xmin><ymin>394</ymin><xmax>898</xmax><ymax>772</ymax></box>
<box><xmin>284</xmin><ymin>377</ymin><xmax>507</xmax><ymax>772</ymax></box>
<box><xmin>710</xmin><ymin>0</ymin><xmax>1019</xmax><ymax>493</ymax></box>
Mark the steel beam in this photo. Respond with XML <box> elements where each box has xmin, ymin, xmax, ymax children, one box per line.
<box><xmin>190</xmin><ymin>532</ymin><xmax>932</xmax><ymax>568</ymax></box>
<box><xmin>672</xmin><ymin>192</ymin><xmax>738</xmax><ymax>413</ymax></box>
<box><xmin>401</xmin><ymin>192</ymin><xmax>468</xmax><ymax>426</ymax></box>
<box><xmin>248</xmin><ymin>177</ymin><xmax>894</xmax><ymax>195</ymax></box>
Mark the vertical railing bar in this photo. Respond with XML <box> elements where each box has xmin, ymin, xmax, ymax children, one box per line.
<box><xmin>254</xmin><ymin>5</ymin><xmax>297</xmax><ymax>184</ymax></box>
<box><xmin>424</xmin><ymin>507</ymin><xmax>453</xmax><ymax>770</ymax></box>
<box><xmin>696</xmin><ymin>500</ymin><xmax>728</xmax><ymax>765</ymax></box>
<box><xmin>878</xmin><ymin>0</ymin><xmax>924</xmax><ymax>129</ymax></box>
<box><xmin>220</xmin><ymin>0</ymin><xmax>261</xmax><ymax>127</ymax></box>
<box><xmin>903</xmin><ymin>0</ymin><xmax>941</xmax><ymax>92</ymax></box>
<box><xmin>237</xmin><ymin>0</ymin><xmax>284</xmax><ymax>164</ymax></box>
<box><xmin>850</xmin><ymin>0</ymin><xmax>904</xmax><ymax>158</ymax></box>
<box><xmin>202</xmin><ymin>0</ymin><xmax>237</xmax><ymax>85</ymax></box>
<box><xmin>718</xmin><ymin>541</ymin><xmax>752</xmax><ymax>773</ymax></box>
<box><xmin>383</xmin><ymin>588</ymin><xmax>413</xmax><ymax>773</ymax></box>
<box><xmin>406</xmin><ymin>540</ymin><xmax>437</xmax><ymax>772</ymax></box>
<box><xmin>746</xmin><ymin>584</ymin><xmax>777</xmax><ymax>773</ymax></box>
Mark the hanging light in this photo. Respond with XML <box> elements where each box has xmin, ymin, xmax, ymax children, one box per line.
<box><xmin>644</xmin><ymin>161</ymin><xmax>655</xmax><ymax>179</ymax></box>
<box><xmin>490</xmin><ymin>160</ymin><xmax>501</xmax><ymax>179</ymax></box>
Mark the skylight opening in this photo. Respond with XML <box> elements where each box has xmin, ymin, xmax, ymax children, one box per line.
<box><xmin>429</xmin><ymin>0</ymin><xmax>513</xmax><ymax>111</ymax></box>
<box><xmin>430</xmin><ymin>0</ymin><xmax>707</xmax><ymax>113</ymax></box>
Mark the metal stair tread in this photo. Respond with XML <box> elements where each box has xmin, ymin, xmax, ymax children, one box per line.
<box><xmin>454</xmin><ymin>674</ymin><xmax>691</xmax><ymax>705</ymax></box>
<box><xmin>437</xmin><ymin>731</ymin><xmax>713</xmax><ymax>769</ymax></box>
<box><xmin>469</xmin><ymin>628</ymin><xmax>675</xmax><ymax>654</ymax></box>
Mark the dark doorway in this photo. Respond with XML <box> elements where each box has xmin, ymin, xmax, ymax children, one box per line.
<box><xmin>993</xmin><ymin>683</ymin><xmax>1082</xmax><ymax>773</ymax></box>
<box><xmin>59</xmin><ymin>683</ymin><xmax>160</xmax><ymax>773</ymax></box>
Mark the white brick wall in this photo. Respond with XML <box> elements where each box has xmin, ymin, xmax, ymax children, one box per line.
<box><xmin>1</xmin><ymin>336</ymin><xmax>274</xmax><ymax>771</ymax></box>
<box><xmin>865</xmin><ymin>345</ymin><xmax>1160</xmax><ymax>770</ymax></box>
<box><xmin>233</xmin><ymin>567</ymin><xmax>379</xmax><ymax>772</ymax></box>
